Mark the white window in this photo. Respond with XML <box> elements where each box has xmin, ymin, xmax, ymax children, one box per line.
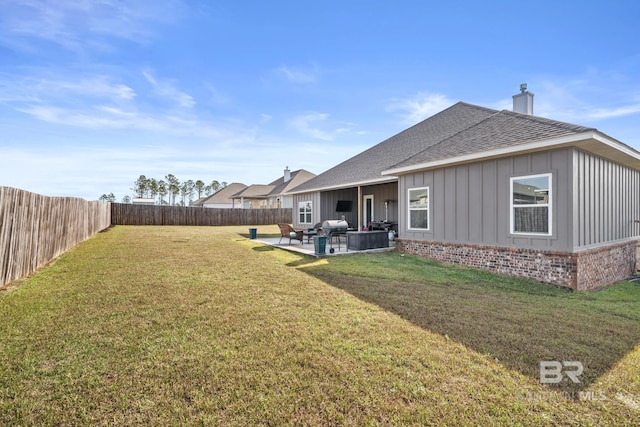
<box><xmin>408</xmin><ymin>187</ymin><xmax>429</xmax><ymax>230</ymax></box>
<box><xmin>298</xmin><ymin>201</ymin><xmax>312</xmax><ymax>224</ymax></box>
<box><xmin>510</xmin><ymin>173</ymin><xmax>552</xmax><ymax>235</ymax></box>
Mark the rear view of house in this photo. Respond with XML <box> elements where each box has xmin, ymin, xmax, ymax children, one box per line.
<box><xmin>290</xmin><ymin>86</ymin><xmax>640</xmax><ymax>290</ymax></box>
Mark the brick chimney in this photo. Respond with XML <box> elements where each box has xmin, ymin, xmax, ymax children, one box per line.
<box><xmin>513</xmin><ymin>83</ymin><xmax>534</xmax><ymax>115</ymax></box>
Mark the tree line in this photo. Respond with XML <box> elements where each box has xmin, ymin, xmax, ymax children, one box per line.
<box><xmin>99</xmin><ymin>174</ymin><xmax>228</xmax><ymax>205</ymax></box>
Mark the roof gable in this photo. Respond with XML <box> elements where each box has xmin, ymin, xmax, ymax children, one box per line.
<box><xmin>199</xmin><ymin>183</ymin><xmax>248</xmax><ymax>204</ymax></box>
<box><xmin>232</xmin><ymin>184</ymin><xmax>275</xmax><ymax>199</ymax></box>
<box><xmin>269</xmin><ymin>169</ymin><xmax>316</xmax><ymax>196</ymax></box>
<box><xmin>391</xmin><ymin>110</ymin><xmax>595</xmax><ymax>169</ymax></box>
<box><xmin>290</xmin><ymin>102</ymin><xmax>497</xmax><ymax>192</ymax></box>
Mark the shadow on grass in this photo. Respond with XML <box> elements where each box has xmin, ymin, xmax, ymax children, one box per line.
<box><xmin>252</xmin><ymin>245</ymin><xmax>276</xmax><ymax>252</ymax></box>
<box><xmin>298</xmin><ymin>253</ymin><xmax>640</xmax><ymax>393</ymax></box>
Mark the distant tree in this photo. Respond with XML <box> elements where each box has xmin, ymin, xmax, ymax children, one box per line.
<box><xmin>165</xmin><ymin>174</ymin><xmax>180</xmax><ymax>206</ymax></box>
<box><xmin>157</xmin><ymin>180</ymin><xmax>168</xmax><ymax>205</ymax></box>
<box><xmin>187</xmin><ymin>180</ymin><xmax>195</xmax><ymax>204</ymax></box>
<box><xmin>195</xmin><ymin>180</ymin><xmax>205</xmax><ymax>199</ymax></box>
<box><xmin>127</xmin><ymin>174</ymin><xmax>230</xmax><ymax>204</ymax></box>
<box><xmin>132</xmin><ymin>175</ymin><xmax>149</xmax><ymax>198</ymax></box>
<box><xmin>180</xmin><ymin>179</ymin><xmax>195</xmax><ymax>205</ymax></box>
<box><xmin>99</xmin><ymin>193</ymin><xmax>116</xmax><ymax>202</ymax></box>
<box><xmin>121</xmin><ymin>195</ymin><xmax>131</xmax><ymax>204</ymax></box>
<box><xmin>148</xmin><ymin>178</ymin><xmax>159</xmax><ymax>203</ymax></box>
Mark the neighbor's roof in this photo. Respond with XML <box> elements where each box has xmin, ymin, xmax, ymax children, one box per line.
<box><xmin>232</xmin><ymin>169</ymin><xmax>316</xmax><ymax>199</ymax></box>
<box><xmin>290</xmin><ymin>102</ymin><xmax>497</xmax><ymax>193</ymax></box>
<box><xmin>232</xmin><ymin>184</ymin><xmax>275</xmax><ymax>199</ymax></box>
<box><xmin>197</xmin><ymin>183</ymin><xmax>248</xmax><ymax>205</ymax></box>
<box><xmin>268</xmin><ymin>169</ymin><xmax>316</xmax><ymax>196</ymax></box>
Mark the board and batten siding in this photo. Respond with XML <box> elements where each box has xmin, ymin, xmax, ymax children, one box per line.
<box><xmin>399</xmin><ymin>148</ymin><xmax>575</xmax><ymax>251</ymax></box>
<box><xmin>400</xmin><ymin>147</ymin><xmax>640</xmax><ymax>252</ymax></box>
<box><xmin>293</xmin><ymin>183</ymin><xmax>398</xmax><ymax>230</ymax></box>
<box><xmin>573</xmin><ymin>149</ymin><xmax>640</xmax><ymax>249</ymax></box>
<box><xmin>320</xmin><ymin>188</ymin><xmax>359</xmax><ymax>226</ymax></box>
<box><xmin>292</xmin><ymin>192</ymin><xmax>322</xmax><ymax>229</ymax></box>
<box><xmin>359</xmin><ymin>183</ymin><xmax>399</xmax><ymax>225</ymax></box>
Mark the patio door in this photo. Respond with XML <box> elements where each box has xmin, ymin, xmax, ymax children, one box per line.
<box><xmin>363</xmin><ymin>195</ymin><xmax>374</xmax><ymax>229</ymax></box>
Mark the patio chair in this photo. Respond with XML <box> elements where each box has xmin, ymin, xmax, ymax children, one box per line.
<box><xmin>277</xmin><ymin>223</ymin><xmax>304</xmax><ymax>245</ymax></box>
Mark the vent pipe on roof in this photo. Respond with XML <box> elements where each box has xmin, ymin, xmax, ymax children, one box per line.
<box><xmin>512</xmin><ymin>83</ymin><xmax>534</xmax><ymax>115</ymax></box>
<box><xmin>284</xmin><ymin>166</ymin><xmax>291</xmax><ymax>182</ymax></box>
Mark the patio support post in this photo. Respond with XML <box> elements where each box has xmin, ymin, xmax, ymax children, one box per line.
<box><xmin>357</xmin><ymin>185</ymin><xmax>363</xmax><ymax>230</ymax></box>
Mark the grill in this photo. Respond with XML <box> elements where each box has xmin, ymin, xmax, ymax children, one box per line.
<box><xmin>321</xmin><ymin>220</ymin><xmax>349</xmax><ymax>253</ymax></box>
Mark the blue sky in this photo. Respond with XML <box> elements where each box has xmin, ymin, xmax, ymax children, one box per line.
<box><xmin>1</xmin><ymin>0</ymin><xmax>639</xmax><ymax>201</ymax></box>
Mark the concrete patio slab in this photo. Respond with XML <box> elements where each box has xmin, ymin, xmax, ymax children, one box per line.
<box><xmin>252</xmin><ymin>236</ymin><xmax>396</xmax><ymax>257</ymax></box>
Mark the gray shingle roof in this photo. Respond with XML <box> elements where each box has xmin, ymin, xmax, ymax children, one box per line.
<box><xmin>196</xmin><ymin>183</ymin><xmax>248</xmax><ymax>205</ymax></box>
<box><xmin>290</xmin><ymin>101</ymin><xmax>608</xmax><ymax>193</ymax></box>
<box><xmin>232</xmin><ymin>184</ymin><xmax>275</xmax><ymax>199</ymax></box>
<box><xmin>267</xmin><ymin>169</ymin><xmax>316</xmax><ymax>196</ymax></box>
<box><xmin>391</xmin><ymin>109</ymin><xmax>595</xmax><ymax>169</ymax></box>
<box><xmin>291</xmin><ymin>102</ymin><xmax>497</xmax><ymax>192</ymax></box>
<box><xmin>231</xmin><ymin>169</ymin><xmax>316</xmax><ymax>199</ymax></box>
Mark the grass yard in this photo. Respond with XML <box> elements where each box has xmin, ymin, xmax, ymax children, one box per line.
<box><xmin>0</xmin><ymin>225</ymin><xmax>639</xmax><ymax>425</ymax></box>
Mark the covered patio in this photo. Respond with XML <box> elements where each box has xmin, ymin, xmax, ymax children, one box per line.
<box><xmin>252</xmin><ymin>235</ymin><xmax>396</xmax><ymax>257</ymax></box>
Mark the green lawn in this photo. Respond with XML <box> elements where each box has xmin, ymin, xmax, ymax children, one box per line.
<box><xmin>0</xmin><ymin>225</ymin><xmax>638</xmax><ymax>425</ymax></box>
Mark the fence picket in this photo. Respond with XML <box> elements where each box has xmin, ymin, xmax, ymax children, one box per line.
<box><xmin>110</xmin><ymin>203</ymin><xmax>292</xmax><ymax>226</ymax></box>
<box><xmin>0</xmin><ymin>187</ymin><xmax>111</xmax><ymax>288</ymax></box>
<box><xmin>1</xmin><ymin>189</ymin><xmax>293</xmax><ymax>288</ymax></box>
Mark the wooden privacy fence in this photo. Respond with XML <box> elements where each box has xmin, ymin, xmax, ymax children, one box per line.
<box><xmin>0</xmin><ymin>187</ymin><xmax>111</xmax><ymax>288</ymax></box>
<box><xmin>111</xmin><ymin>203</ymin><xmax>292</xmax><ymax>226</ymax></box>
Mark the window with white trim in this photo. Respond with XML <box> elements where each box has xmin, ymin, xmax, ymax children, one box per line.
<box><xmin>298</xmin><ymin>201</ymin><xmax>312</xmax><ymax>224</ymax></box>
<box><xmin>408</xmin><ymin>187</ymin><xmax>429</xmax><ymax>230</ymax></box>
<box><xmin>510</xmin><ymin>173</ymin><xmax>552</xmax><ymax>235</ymax></box>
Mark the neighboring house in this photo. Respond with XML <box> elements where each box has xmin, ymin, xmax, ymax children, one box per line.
<box><xmin>232</xmin><ymin>184</ymin><xmax>275</xmax><ymax>209</ymax></box>
<box><xmin>290</xmin><ymin>86</ymin><xmax>640</xmax><ymax>290</ymax></box>
<box><xmin>268</xmin><ymin>167</ymin><xmax>317</xmax><ymax>208</ymax></box>
<box><xmin>191</xmin><ymin>183</ymin><xmax>248</xmax><ymax>208</ymax></box>
<box><xmin>232</xmin><ymin>167</ymin><xmax>316</xmax><ymax>209</ymax></box>
<box><xmin>132</xmin><ymin>198</ymin><xmax>156</xmax><ymax>205</ymax></box>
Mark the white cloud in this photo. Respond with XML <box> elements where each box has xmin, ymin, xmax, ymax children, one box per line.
<box><xmin>259</xmin><ymin>113</ymin><xmax>272</xmax><ymax>124</ymax></box>
<box><xmin>289</xmin><ymin>112</ymin><xmax>333</xmax><ymax>140</ymax></box>
<box><xmin>0</xmin><ymin>0</ymin><xmax>184</xmax><ymax>52</ymax></box>
<box><xmin>288</xmin><ymin>112</ymin><xmax>357</xmax><ymax>141</ymax></box>
<box><xmin>584</xmin><ymin>104</ymin><xmax>640</xmax><ymax>119</ymax></box>
<box><xmin>530</xmin><ymin>76</ymin><xmax>640</xmax><ymax>123</ymax></box>
<box><xmin>0</xmin><ymin>74</ymin><xmax>135</xmax><ymax>103</ymax></box>
<box><xmin>142</xmin><ymin>70</ymin><xmax>195</xmax><ymax>109</ymax></box>
<box><xmin>277</xmin><ymin>65</ymin><xmax>319</xmax><ymax>84</ymax></box>
<box><xmin>15</xmin><ymin>103</ymin><xmax>249</xmax><ymax>142</ymax></box>
<box><xmin>0</xmin><ymin>68</ymin><xmax>215</xmax><ymax>139</ymax></box>
<box><xmin>386</xmin><ymin>92</ymin><xmax>455</xmax><ymax>124</ymax></box>
<box><xmin>204</xmin><ymin>83</ymin><xmax>230</xmax><ymax>106</ymax></box>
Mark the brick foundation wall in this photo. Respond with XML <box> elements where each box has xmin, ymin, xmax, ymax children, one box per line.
<box><xmin>575</xmin><ymin>241</ymin><xmax>638</xmax><ymax>290</ymax></box>
<box><xmin>395</xmin><ymin>239</ymin><xmax>638</xmax><ymax>290</ymax></box>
